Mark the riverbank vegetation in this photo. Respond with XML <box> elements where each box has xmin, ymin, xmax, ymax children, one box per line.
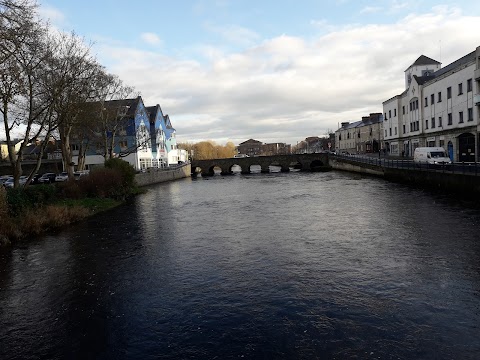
<box><xmin>178</xmin><ymin>141</ymin><xmax>236</xmax><ymax>160</ymax></box>
<box><xmin>0</xmin><ymin>159</ymin><xmax>138</xmax><ymax>246</ymax></box>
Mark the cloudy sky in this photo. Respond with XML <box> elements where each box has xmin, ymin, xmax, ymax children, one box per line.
<box><xmin>39</xmin><ymin>0</ymin><xmax>480</xmax><ymax>146</ymax></box>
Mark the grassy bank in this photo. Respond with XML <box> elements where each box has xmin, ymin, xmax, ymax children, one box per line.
<box><xmin>0</xmin><ymin>159</ymin><xmax>138</xmax><ymax>247</ymax></box>
<box><xmin>0</xmin><ymin>189</ymin><xmax>125</xmax><ymax>246</ymax></box>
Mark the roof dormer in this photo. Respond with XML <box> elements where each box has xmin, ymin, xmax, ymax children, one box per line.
<box><xmin>404</xmin><ymin>55</ymin><xmax>441</xmax><ymax>89</ymax></box>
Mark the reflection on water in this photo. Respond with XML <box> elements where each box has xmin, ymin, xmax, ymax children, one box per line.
<box><xmin>216</xmin><ymin>164</ymin><xmax>284</xmax><ymax>174</ymax></box>
<box><xmin>1</xmin><ymin>171</ymin><xmax>480</xmax><ymax>359</ymax></box>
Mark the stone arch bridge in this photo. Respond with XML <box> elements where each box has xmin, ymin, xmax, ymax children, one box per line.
<box><xmin>191</xmin><ymin>153</ymin><xmax>330</xmax><ymax>176</ymax></box>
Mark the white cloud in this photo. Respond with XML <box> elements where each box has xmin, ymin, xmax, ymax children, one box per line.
<box><xmin>360</xmin><ymin>6</ymin><xmax>382</xmax><ymax>14</ymax></box>
<box><xmin>204</xmin><ymin>23</ymin><xmax>260</xmax><ymax>47</ymax></box>
<box><xmin>140</xmin><ymin>32</ymin><xmax>162</xmax><ymax>46</ymax></box>
<box><xmin>388</xmin><ymin>0</ymin><xmax>412</xmax><ymax>13</ymax></box>
<box><xmin>94</xmin><ymin>6</ymin><xmax>479</xmax><ymax>145</ymax></box>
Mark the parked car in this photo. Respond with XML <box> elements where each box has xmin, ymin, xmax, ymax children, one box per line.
<box><xmin>55</xmin><ymin>172</ymin><xmax>69</xmax><ymax>182</ymax></box>
<box><xmin>0</xmin><ymin>175</ymin><xmax>12</xmax><ymax>186</ymax></box>
<box><xmin>30</xmin><ymin>174</ymin><xmax>42</xmax><ymax>184</ymax></box>
<box><xmin>73</xmin><ymin>171</ymin><xmax>88</xmax><ymax>180</ymax></box>
<box><xmin>38</xmin><ymin>173</ymin><xmax>57</xmax><ymax>184</ymax></box>
<box><xmin>3</xmin><ymin>176</ymin><xmax>27</xmax><ymax>188</ymax></box>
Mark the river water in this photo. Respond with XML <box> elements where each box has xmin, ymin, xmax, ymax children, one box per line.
<box><xmin>1</xmin><ymin>171</ymin><xmax>480</xmax><ymax>359</ymax></box>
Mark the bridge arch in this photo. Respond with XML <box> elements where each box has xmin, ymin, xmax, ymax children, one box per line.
<box><xmin>191</xmin><ymin>153</ymin><xmax>330</xmax><ymax>176</ymax></box>
<box><xmin>309</xmin><ymin>160</ymin><xmax>325</xmax><ymax>171</ymax></box>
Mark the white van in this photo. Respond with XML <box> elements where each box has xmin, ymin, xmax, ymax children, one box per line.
<box><xmin>413</xmin><ymin>147</ymin><xmax>452</xmax><ymax>167</ymax></box>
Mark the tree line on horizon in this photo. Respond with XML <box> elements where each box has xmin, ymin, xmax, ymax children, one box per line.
<box><xmin>178</xmin><ymin>141</ymin><xmax>236</xmax><ymax>160</ymax></box>
<box><xmin>179</xmin><ymin>134</ymin><xmax>334</xmax><ymax>160</ymax></box>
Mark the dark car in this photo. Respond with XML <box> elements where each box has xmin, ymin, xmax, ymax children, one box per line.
<box><xmin>30</xmin><ymin>174</ymin><xmax>42</xmax><ymax>184</ymax></box>
<box><xmin>38</xmin><ymin>172</ymin><xmax>57</xmax><ymax>184</ymax></box>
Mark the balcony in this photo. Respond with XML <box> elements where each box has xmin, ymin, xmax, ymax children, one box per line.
<box><xmin>475</xmin><ymin>94</ymin><xmax>480</xmax><ymax>105</ymax></box>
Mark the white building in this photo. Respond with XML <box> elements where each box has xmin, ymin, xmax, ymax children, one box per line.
<box><xmin>383</xmin><ymin>46</ymin><xmax>480</xmax><ymax>161</ymax></box>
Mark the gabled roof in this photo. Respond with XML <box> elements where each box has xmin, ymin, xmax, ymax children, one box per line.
<box><xmin>145</xmin><ymin>104</ymin><xmax>164</xmax><ymax>123</ymax></box>
<box><xmin>405</xmin><ymin>55</ymin><xmax>441</xmax><ymax>71</ymax></box>
<box><xmin>341</xmin><ymin>120</ymin><xmax>362</xmax><ymax>130</ymax></box>
<box><xmin>432</xmin><ymin>50</ymin><xmax>476</xmax><ymax>78</ymax></box>
<box><xmin>102</xmin><ymin>96</ymin><xmax>142</xmax><ymax>118</ymax></box>
<box><xmin>164</xmin><ymin>114</ymin><xmax>175</xmax><ymax>131</ymax></box>
<box><xmin>413</xmin><ymin>74</ymin><xmax>433</xmax><ymax>85</ymax></box>
<box><xmin>411</xmin><ymin>50</ymin><xmax>476</xmax><ymax>86</ymax></box>
<box><xmin>239</xmin><ymin>139</ymin><xmax>262</xmax><ymax>145</ymax></box>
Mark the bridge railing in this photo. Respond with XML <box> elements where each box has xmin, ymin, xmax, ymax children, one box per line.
<box><xmin>332</xmin><ymin>154</ymin><xmax>480</xmax><ymax>176</ymax></box>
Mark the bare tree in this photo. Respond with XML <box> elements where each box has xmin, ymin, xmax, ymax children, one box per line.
<box><xmin>47</xmin><ymin>32</ymin><xmax>100</xmax><ymax>180</ymax></box>
<box><xmin>88</xmin><ymin>74</ymin><xmax>138</xmax><ymax>159</ymax></box>
<box><xmin>0</xmin><ymin>0</ymin><xmax>57</xmax><ymax>187</ymax></box>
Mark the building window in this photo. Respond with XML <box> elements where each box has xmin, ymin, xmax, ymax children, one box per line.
<box><xmin>402</xmin><ymin>106</ymin><xmax>405</xmax><ymax>114</ymax></box>
<box><xmin>403</xmin><ymin>124</ymin><xmax>406</xmax><ymax>133</ymax></box>
<box><xmin>395</xmin><ymin>127</ymin><xmax>397</xmax><ymax>135</ymax></box>
<box><xmin>432</xmin><ymin>117</ymin><xmax>435</xmax><ymax>128</ymax></box>
<box><xmin>458</xmin><ymin>83</ymin><xmax>463</xmax><ymax>95</ymax></box>
<box><xmin>416</xmin><ymin>121</ymin><xmax>419</xmax><ymax>130</ymax></box>
<box><xmin>431</xmin><ymin>94</ymin><xmax>434</xmax><ymax>104</ymax></box>
<box><xmin>438</xmin><ymin>116</ymin><xmax>442</xmax><ymax>127</ymax></box>
<box><xmin>425</xmin><ymin>97</ymin><xmax>428</xmax><ymax>107</ymax></box>
<box><xmin>425</xmin><ymin>119</ymin><xmax>429</xmax><ymax>129</ymax></box>
<box><xmin>410</xmin><ymin>123</ymin><xmax>412</xmax><ymax>132</ymax></box>
<box><xmin>448</xmin><ymin>113</ymin><xmax>452</xmax><ymax>125</ymax></box>
<box><xmin>71</xmin><ymin>144</ymin><xmax>79</xmax><ymax>151</ymax></box>
<box><xmin>384</xmin><ymin>112</ymin><xmax>387</xmax><ymax>120</ymax></box>
<box><xmin>467</xmin><ymin>78</ymin><xmax>472</xmax><ymax>92</ymax></box>
<box><xmin>409</xmin><ymin>103</ymin><xmax>412</xmax><ymax>111</ymax></box>
<box><xmin>389</xmin><ymin>110</ymin><xmax>391</xmax><ymax>118</ymax></box>
<box><xmin>389</xmin><ymin>128</ymin><xmax>392</xmax><ymax>136</ymax></box>
<box><xmin>468</xmin><ymin>108</ymin><xmax>473</xmax><ymax>121</ymax></box>
<box><xmin>459</xmin><ymin>111</ymin><xmax>464</xmax><ymax>123</ymax></box>
<box><xmin>416</xmin><ymin>99</ymin><xmax>418</xmax><ymax>109</ymax></box>
<box><xmin>438</xmin><ymin>92</ymin><xmax>442</xmax><ymax>102</ymax></box>
<box><xmin>447</xmin><ymin>87</ymin><xmax>451</xmax><ymax>99</ymax></box>
<box><xmin>394</xmin><ymin>109</ymin><xmax>396</xmax><ymax>117</ymax></box>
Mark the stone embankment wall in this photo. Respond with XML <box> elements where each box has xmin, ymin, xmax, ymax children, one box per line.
<box><xmin>135</xmin><ymin>163</ymin><xmax>191</xmax><ymax>187</ymax></box>
<box><xmin>329</xmin><ymin>157</ymin><xmax>480</xmax><ymax>198</ymax></box>
<box><xmin>329</xmin><ymin>158</ymin><xmax>384</xmax><ymax>177</ymax></box>
<box><xmin>384</xmin><ymin>168</ymin><xmax>480</xmax><ymax>197</ymax></box>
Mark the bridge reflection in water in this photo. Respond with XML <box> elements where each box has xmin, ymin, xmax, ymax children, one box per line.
<box><xmin>191</xmin><ymin>153</ymin><xmax>330</xmax><ymax>176</ymax></box>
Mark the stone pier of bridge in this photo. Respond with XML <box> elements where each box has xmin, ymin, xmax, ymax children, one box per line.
<box><xmin>191</xmin><ymin>153</ymin><xmax>330</xmax><ymax>176</ymax></box>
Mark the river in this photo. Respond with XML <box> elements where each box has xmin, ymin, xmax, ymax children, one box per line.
<box><xmin>1</xmin><ymin>171</ymin><xmax>480</xmax><ymax>359</ymax></box>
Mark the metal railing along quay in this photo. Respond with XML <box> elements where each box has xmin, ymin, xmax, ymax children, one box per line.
<box><xmin>332</xmin><ymin>154</ymin><xmax>480</xmax><ymax>176</ymax></box>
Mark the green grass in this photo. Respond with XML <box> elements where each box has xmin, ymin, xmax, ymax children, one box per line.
<box><xmin>58</xmin><ymin>197</ymin><xmax>123</xmax><ymax>214</ymax></box>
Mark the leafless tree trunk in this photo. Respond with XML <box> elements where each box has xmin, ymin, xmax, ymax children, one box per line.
<box><xmin>0</xmin><ymin>0</ymin><xmax>57</xmax><ymax>187</ymax></box>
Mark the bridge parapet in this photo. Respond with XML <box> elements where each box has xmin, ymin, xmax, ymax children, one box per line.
<box><xmin>191</xmin><ymin>153</ymin><xmax>330</xmax><ymax>176</ymax></box>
